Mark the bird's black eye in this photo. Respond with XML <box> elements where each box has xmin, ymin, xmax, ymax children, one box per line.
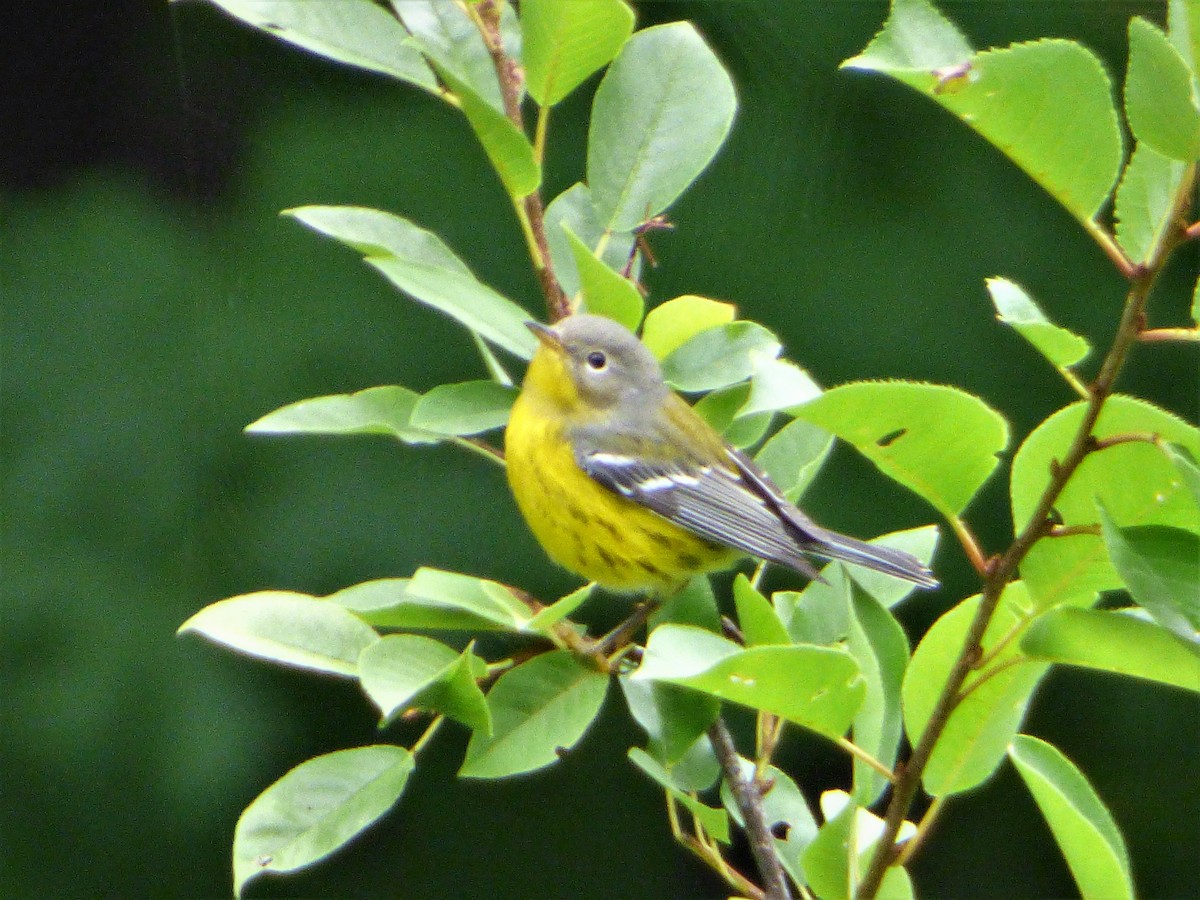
<box><xmin>586</xmin><ymin>351</ymin><xmax>608</xmax><ymax>370</ymax></box>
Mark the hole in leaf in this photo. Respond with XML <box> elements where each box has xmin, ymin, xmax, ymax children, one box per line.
<box><xmin>770</xmin><ymin>821</ymin><xmax>790</xmax><ymax>840</ymax></box>
<box><xmin>876</xmin><ymin>428</ymin><xmax>907</xmax><ymax>447</ymax></box>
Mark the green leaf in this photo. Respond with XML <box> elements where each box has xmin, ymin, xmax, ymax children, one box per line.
<box><xmin>245</xmin><ymin>385</ymin><xmax>442</xmax><ymax>444</ymax></box>
<box><xmin>563</xmin><ymin>224</ymin><xmax>644</xmax><ymax>331</ymax></box>
<box><xmin>284</xmin><ymin>206</ymin><xmax>537</xmax><ymax>358</ymax></box>
<box><xmin>434</xmin><ymin>64</ymin><xmax>542</xmax><ymax>199</ymax></box>
<box><xmin>459</xmin><ymin>650</ymin><xmax>609</xmax><ymax>777</ymax></box>
<box><xmin>1008</xmin><ymin>735</ymin><xmax>1134</xmax><ymax>900</ymax></box>
<box><xmin>206</xmin><ymin>1</ymin><xmax>438</xmax><ymax>96</ymax></box>
<box><xmin>627</xmin><ymin>747</ymin><xmax>730</xmax><ymax>842</ymax></box>
<box><xmin>232</xmin><ymin>745</ymin><xmax>413</xmax><ymax>897</ymax></box>
<box><xmin>845</xmin><ymin>3</ymin><xmax>1123</xmax><ymax>225</ymax></box>
<box><xmin>739</xmin><ymin>357</ymin><xmax>823</xmax><ymax>419</ymax></box>
<box><xmin>661</xmin><ymin>322</ymin><xmax>782</xmax><ymax>393</ymax></box>
<box><xmin>544</xmin><ymin>183</ymin><xmax>638</xmax><ymax>298</ymax></box>
<box><xmin>392</xmin><ymin>0</ymin><xmax>505</xmax><ymax>111</ymax></box>
<box><xmin>358</xmin><ymin>635</ymin><xmax>491</xmax><ymax>733</ymax></box>
<box><xmin>1115</xmin><ymin>142</ymin><xmax>1190</xmax><ymax>265</ymax></box>
<box><xmin>1012</xmin><ymin>395</ymin><xmax>1200</xmax><ymax>608</ymax></box>
<box><xmin>774</xmin><ymin>564</ymin><xmax>852</xmax><ymax>646</ymax></box>
<box><xmin>986</xmin><ymin>277</ymin><xmax>1090</xmax><ymax>370</ymax></box>
<box><xmin>720</xmin><ymin>759</ymin><xmax>819</xmax><ymax>888</ymax></box>
<box><xmin>755</xmin><ymin>418</ymin><xmax>835</xmax><ymax>501</ymax></box>
<box><xmin>844</xmin><ymin>526</ymin><xmax>941</xmax><ymax>608</ymax></box>
<box><xmin>1022</xmin><ymin>607</ymin><xmax>1200</xmax><ymax>692</ymax></box>
<box><xmin>649</xmin><ymin>574</ymin><xmax>721</xmax><ymax>633</ymax></box>
<box><xmin>732</xmin><ymin>574</ymin><xmax>792</xmax><ymax>646</ymax></box>
<box><xmin>524</xmin><ymin>583</ymin><xmax>596</xmax><ymax>635</ymax></box>
<box><xmin>841</xmin><ymin>0</ymin><xmax>973</xmax><ymax>72</ymax></box>
<box><xmin>522</xmin><ymin>0</ymin><xmax>634</xmax><ymax>106</ymax></box>
<box><xmin>632</xmin><ymin>624</ymin><xmax>865</xmax><ymax>739</ymax></box>
<box><xmin>802</xmin><ymin>791</ymin><xmax>916</xmax><ymax>900</ymax></box>
<box><xmin>1167</xmin><ymin>0</ymin><xmax>1199</xmax><ymax>71</ymax></box>
<box><xmin>846</xmin><ymin>587</ymin><xmax>909</xmax><ymax>805</ymax></box>
<box><xmin>620</xmin><ymin>676</ymin><xmax>720</xmax><ymax>764</ymax></box>
<box><xmin>405</xmin><ymin>568</ymin><xmax>533</xmax><ymax>632</ymax></box>
<box><xmin>1126</xmin><ymin>17</ymin><xmax>1200</xmax><ymax>161</ymax></box>
<box><xmin>409</xmin><ymin>380</ymin><xmax>516</xmax><ymax>436</ymax></box>
<box><xmin>666</xmin><ymin>734</ymin><xmax>721</xmax><ymax>793</ymax></box>
<box><xmin>792</xmin><ymin>381</ymin><xmax>1009</xmax><ymax>519</ymax></box>
<box><xmin>641</xmin><ymin>295</ymin><xmax>737</xmax><ymax>360</ymax></box>
<box><xmin>1164</xmin><ymin>442</ymin><xmax>1200</xmax><ymax>509</ymax></box>
<box><xmin>329</xmin><ymin>578</ymin><xmax>526</xmax><ymax>633</ymax></box>
<box><xmin>1098</xmin><ymin>502</ymin><xmax>1200</xmax><ymax>643</ymax></box>
<box><xmin>178</xmin><ymin>592</ymin><xmax>379</xmax><ymax>677</ymax></box>
<box><xmin>903</xmin><ymin>582</ymin><xmax>1049</xmax><ymax>796</ymax></box>
<box><xmin>588</xmin><ymin>23</ymin><xmax>737</xmax><ymax>231</ymax></box>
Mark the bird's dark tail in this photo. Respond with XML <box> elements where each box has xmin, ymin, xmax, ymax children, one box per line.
<box><xmin>801</xmin><ymin>523</ymin><xmax>939</xmax><ymax>588</ymax></box>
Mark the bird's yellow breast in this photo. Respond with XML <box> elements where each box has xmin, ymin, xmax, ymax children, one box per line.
<box><xmin>505</xmin><ymin>391</ymin><xmax>734</xmax><ymax>592</ymax></box>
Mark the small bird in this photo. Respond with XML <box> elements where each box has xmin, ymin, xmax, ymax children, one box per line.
<box><xmin>505</xmin><ymin>314</ymin><xmax>938</xmax><ymax>594</ymax></box>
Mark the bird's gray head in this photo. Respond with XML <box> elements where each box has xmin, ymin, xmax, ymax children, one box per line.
<box><xmin>525</xmin><ymin>314</ymin><xmax>667</xmax><ymax>412</ymax></box>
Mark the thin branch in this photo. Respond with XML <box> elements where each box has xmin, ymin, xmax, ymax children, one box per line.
<box><xmin>949</xmin><ymin>516</ymin><xmax>990</xmax><ymax>575</ymax></box>
<box><xmin>1138</xmin><ymin>327</ymin><xmax>1200</xmax><ymax>343</ymax></box>
<box><xmin>469</xmin><ymin>0</ymin><xmax>569</xmax><ymax>321</ymax></box>
<box><xmin>895</xmin><ymin>795</ymin><xmax>945</xmax><ymax>867</ymax></box>
<box><xmin>451</xmin><ymin>436</ymin><xmax>506</xmax><ymax>466</ymax></box>
<box><xmin>1082</xmin><ymin>219</ymin><xmax>1139</xmax><ymax>280</ymax></box>
<box><xmin>1186</xmin><ymin>220</ymin><xmax>1200</xmax><ymax>240</ymax></box>
<box><xmin>709</xmin><ymin>718</ymin><xmax>793</xmax><ymax>900</ymax></box>
<box><xmin>854</xmin><ymin>163</ymin><xmax>1195</xmax><ymax>900</ymax></box>
<box><xmin>1090</xmin><ymin>431</ymin><xmax>1161</xmax><ymax>451</ymax></box>
<box><xmin>1047</xmin><ymin>523</ymin><xmax>1101</xmax><ymax>538</ymax></box>
<box><xmin>835</xmin><ymin>737</ymin><xmax>898</xmax><ymax>784</ymax></box>
<box><xmin>409</xmin><ymin>715</ymin><xmax>445</xmax><ymax>756</ymax></box>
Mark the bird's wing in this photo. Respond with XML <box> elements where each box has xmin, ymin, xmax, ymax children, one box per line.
<box><xmin>574</xmin><ymin>444</ymin><xmax>825</xmax><ymax>581</ymax></box>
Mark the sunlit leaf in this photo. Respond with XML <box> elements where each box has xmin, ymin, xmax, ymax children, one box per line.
<box><xmin>284</xmin><ymin>206</ymin><xmax>537</xmax><ymax>358</ymax></box>
<box><xmin>205</xmin><ymin>1</ymin><xmax>437</xmax><ymax>95</ymax></box>
<box><xmin>802</xmin><ymin>791</ymin><xmax>916</xmax><ymax>900</ymax></box>
<box><xmin>179</xmin><ymin>592</ymin><xmax>379</xmax><ymax>677</ymax></box>
<box><xmin>1009</xmin><ymin>735</ymin><xmax>1135</xmax><ymax>900</ymax></box>
<box><xmin>1012</xmin><ymin>395</ymin><xmax>1200</xmax><ymax>609</ymax></box>
<box><xmin>522</xmin><ymin>0</ymin><xmax>634</xmax><ymax>106</ymax></box>
<box><xmin>792</xmin><ymin>381</ymin><xmax>1009</xmax><ymax>519</ymax></box>
<box><xmin>246</xmin><ymin>385</ymin><xmax>442</xmax><ymax>444</ymax></box>
<box><xmin>632</xmin><ymin>624</ymin><xmax>864</xmax><ymax>738</ymax></box>
<box><xmin>846</xmin><ymin>586</ymin><xmax>908</xmax><ymax>805</ymax></box>
<box><xmin>405</xmin><ymin>567</ymin><xmax>533</xmax><ymax>632</ymax></box>
<box><xmin>544</xmin><ymin>183</ymin><xmax>638</xmax><ymax>298</ymax></box>
<box><xmin>563</xmin><ymin>224</ymin><xmax>644</xmax><ymax>331</ymax></box>
<box><xmin>1098</xmin><ymin>502</ymin><xmax>1200</xmax><ymax>643</ymax></box>
<box><xmin>1022</xmin><ymin>607</ymin><xmax>1200</xmax><ymax>692</ymax></box>
<box><xmin>903</xmin><ymin>582</ymin><xmax>1049</xmax><ymax>796</ymax></box>
<box><xmin>588</xmin><ymin>23</ymin><xmax>737</xmax><ymax>231</ymax></box>
<box><xmin>459</xmin><ymin>651</ymin><xmax>609</xmax><ymax>777</ymax></box>
<box><xmin>232</xmin><ymin>745</ymin><xmax>412</xmax><ymax>897</ymax></box>
<box><xmin>358</xmin><ymin>635</ymin><xmax>491</xmax><ymax>733</ymax></box>
<box><xmin>1114</xmin><ymin>142</ymin><xmax>1189</xmax><ymax>264</ymax></box>
<box><xmin>393</xmin><ymin>0</ymin><xmax>505</xmax><ymax>110</ymax></box>
<box><xmin>754</xmin><ymin>417</ymin><xmax>835</xmax><ymax>501</ymax></box>
<box><xmin>410</xmin><ymin>380</ymin><xmax>516</xmax><ymax>436</ymax></box>
<box><xmin>1126</xmin><ymin>16</ymin><xmax>1200</xmax><ymax>161</ymax></box>
<box><xmin>732</xmin><ymin>573</ymin><xmax>792</xmax><ymax>646</ymax></box>
<box><xmin>329</xmin><ymin>578</ymin><xmax>526</xmax><ymax>633</ymax></box>
<box><xmin>661</xmin><ymin>322</ymin><xmax>782</xmax><ymax>393</ymax></box>
<box><xmin>844</xmin><ymin>1</ymin><xmax>1123</xmax><ymax>225</ymax></box>
<box><xmin>986</xmin><ymin>277</ymin><xmax>1089</xmax><ymax>370</ymax></box>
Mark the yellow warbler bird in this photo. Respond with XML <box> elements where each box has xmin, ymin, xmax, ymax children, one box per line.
<box><xmin>505</xmin><ymin>314</ymin><xmax>938</xmax><ymax>594</ymax></box>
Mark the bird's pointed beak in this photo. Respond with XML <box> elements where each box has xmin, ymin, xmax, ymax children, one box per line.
<box><xmin>526</xmin><ymin>320</ymin><xmax>564</xmax><ymax>351</ymax></box>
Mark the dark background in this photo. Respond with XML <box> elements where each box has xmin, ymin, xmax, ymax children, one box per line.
<box><xmin>3</xmin><ymin>1</ymin><xmax>1197</xmax><ymax>897</ymax></box>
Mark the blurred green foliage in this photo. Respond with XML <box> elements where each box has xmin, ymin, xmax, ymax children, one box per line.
<box><xmin>2</xmin><ymin>1</ymin><xmax>1195</xmax><ymax>897</ymax></box>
